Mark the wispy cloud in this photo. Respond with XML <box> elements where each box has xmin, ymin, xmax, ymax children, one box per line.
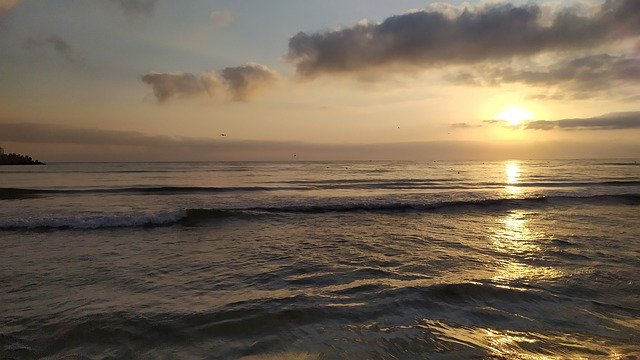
<box><xmin>5</xmin><ymin>1</ymin><xmax>157</xmax><ymax>26</ymax></box>
<box><xmin>483</xmin><ymin>120</ymin><xmax>507</xmax><ymax>125</ymax></box>
<box><xmin>142</xmin><ymin>63</ymin><xmax>278</xmax><ymax>103</ymax></box>
<box><xmin>449</xmin><ymin>54</ymin><xmax>640</xmax><ymax>99</ymax></box>
<box><xmin>450</xmin><ymin>122</ymin><xmax>482</xmax><ymax>129</ymax></box>
<box><xmin>25</xmin><ymin>35</ymin><xmax>78</xmax><ymax>62</ymax></box>
<box><xmin>286</xmin><ymin>0</ymin><xmax>640</xmax><ymax>77</ymax></box>
<box><xmin>0</xmin><ymin>0</ymin><xmax>20</xmax><ymax>26</ymax></box>
<box><xmin>525</xmin><ymin>112</ymin><xmax>640</xmax><ymax>130</ymax></box>
<box><xmin>210</xmin><ymin>10</ymin><xmax>234</xmax><ymax>28</ymax></box>
<box><xmin>0</xmin><ymin>0</ymin><xmax>19</xmax><ymax>14</ymax></box>
<box><xmin>108</xmin><ymin>0</ymin><xmax>157</xmax><ymax>19</ymax></box>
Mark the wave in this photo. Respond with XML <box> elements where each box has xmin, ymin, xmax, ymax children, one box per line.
<box><xmin>2</xmin><ymin>194</ymin><xmax>638</xmax><ymax>230</ymax></box>
<box><xmin>598</xmin><ymin>162</ymin><xmax>640</xmax><ymax>166</ymax></box>
<box><xmin>0</xmin><ymin>280</ymin><xmax>581</xmax><ymax>359</ymax></box>
<box><xmin>3</xmin><ymin>179</ymin><xmax>640</xmax><ymax>199</ymax></box>
<box><xmin>488</xmin><ymin>180</ymin><xmax>640</xmax><ymax>188</ymax></box>
<box><xmin>6</xmin><ymin>278</ymin><xmax>635</xmax><ymax>359</ymax></box>
<box><xmin>298</xmin><ymin>180</ymin><xmax>640</xmax><ymax>191</ymax></box>
<box><xmin>0</xmin><ymin>186</ymin><xmax>295</xmax><ymax>199</ymax></box>
<box><xmin>243</xmin><ymin>193</ymin><xmax>640</xmax><ymax>214</ymax></box>
<box><xmin>0</xmin><ymin>211</ymin><xmax>188</xmax><ymax>230</ymax></box>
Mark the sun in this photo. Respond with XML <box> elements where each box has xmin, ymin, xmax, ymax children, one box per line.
<box><xmin>495</xmin><ymin>106</ymin><xmax>534</xmax><ymax>126</ymax></box>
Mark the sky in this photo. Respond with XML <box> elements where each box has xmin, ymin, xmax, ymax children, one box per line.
<box><xmin>0</xmin><ymin>0</ymin><xmax>639</xmax><ymax>161</ymax></box>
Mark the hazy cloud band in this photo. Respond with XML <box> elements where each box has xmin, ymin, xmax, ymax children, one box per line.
<box><xmin>526</xmin><ymin>112</ymin><xmax>640</xmax><ymax>130</ymax></box>
<box><xmin>450</xmin><ymin>54</ymin><xmax>640</xmax><ymax>99</ymax></box>
<box><xmin>25</xmin><ymin>35</ymin><xmax>77</xmax><ymax>62</ymax></box>
<box><xmin>2</xmin><ymin>122</ymin><xmax>639</xmax><ymax>161</ymax></box>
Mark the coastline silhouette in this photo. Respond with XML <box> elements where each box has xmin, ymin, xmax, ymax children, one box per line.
<box><xmin>0</xmin><ymin>150</ymin><xmax>45</xmax><ymax>165</ymax></box>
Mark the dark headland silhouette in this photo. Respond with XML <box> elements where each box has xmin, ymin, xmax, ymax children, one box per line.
<box><xmin>0</xmin><ymin>146</ymin><xmax>44</xmax><ymax>165</ymax></box>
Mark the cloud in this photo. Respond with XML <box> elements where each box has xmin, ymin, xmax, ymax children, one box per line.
<box><xmin>0</xmin><ymin>122</ymin><xmax>174</xmax><ymax>146</ymax></box>
<box><xmin>0</xmin><ymin>0</ymin><xmax>19</xmax><ymax>28</ymax></box>
<box><xmin>286</xmin><ymin>0</ymin><xmax>640</xmax><ymax>77</ymax></box>
<box><xmin>450</xmin><ymin>122</ymin><xmax>482</xmax><ymax>129</ymax></box>
<box><xmin>450</xmin><ymin>54</ymin><xmax>640</xmax><ymax>99</ymax></box>
<box><xmin>141</xmin><ymin>72</ymin><xmax>220</xmax><ymax>103</ymax></box>
<box><xmin>0</xmin><ymin>0</ymin><xmax>19</xmax><ymax>15</ymax></box>
<box><xmin>2</xmin><ymin>122</ymin><xmax>639</xmax><ymax>161</ymax></box>
<box><xmin>524</xmin><ymin>120</ymin><xmax>557</xmax><ymax>130</ymax></box>
<box><xmin>108</xmin><ymin>0</ymin><xmax>157</xmax><ymax>18</ymax></box>
<box><xmin>142</xmin><ymin>63</ymin><xmax>278</xmax><ymax>103</ymax></box>
<box><xmin>210</xmin><ymin>10</ymin><xmax>234</xmax><ymax>28</ymax></box>
<box><xmin>5</xmin><ymin>1</ymin><xmax>156</xmax><ymax>26</ymax></box>
<box><xmin>25</xmin><ymin>35</ymin><xmax>77</xmax><ymax>62</ymax></box>
<box><xmin>0</xmin><ymin>0</ymin><xmax>19</xmax><ymax>14</ymax></box>
<box><xmin>221</xmin><ymin>63</ymin><xmax>279</xmax><ymax>101</ymax></box>
<box><xmin>524</xmin><ymin>112</ymin><xmax>640</xmax><ymax>130</ymax></box>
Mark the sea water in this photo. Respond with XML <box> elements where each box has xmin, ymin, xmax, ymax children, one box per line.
<box><xmin>1</xmin><ymin>160</ymin><xmax>639</xmax><ymax>358</ymax></box>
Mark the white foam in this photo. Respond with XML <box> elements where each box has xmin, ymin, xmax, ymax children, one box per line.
<box><xmin>0</xmin><ymin>210</ymin><xmax>187</xmax><ymax>230</ymax></box>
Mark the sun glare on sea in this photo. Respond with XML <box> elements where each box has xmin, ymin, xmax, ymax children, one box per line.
<box><xmin>506</xmin><ymin>161</ymin><xmax>520</xmax><ymax>185</ymax></box>
<box><xmin>505</xmin><ymin>161</ymin><xmax>521</xmax><ymax>195</ymax></box>
<box><xmin>495</xmin><ymin>106</ymin><xmax>534</xmax><ymax>126</ymax></box>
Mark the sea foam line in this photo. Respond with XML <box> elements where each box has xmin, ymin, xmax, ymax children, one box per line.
<box><xmin>0</xmin><ymin>210</ymin><xmax>187</xmax><ymax>230</ymax></box>
<box><xmin>1</xmin><ymin>194</ymin><xmax>638</xmax><ymax>230</ymax></box>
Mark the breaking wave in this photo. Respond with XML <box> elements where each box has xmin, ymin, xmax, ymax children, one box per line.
<box><xmin>1</xmin><ymin>194</ymin><xmax>638</xmax><ymax>230</ymax></box>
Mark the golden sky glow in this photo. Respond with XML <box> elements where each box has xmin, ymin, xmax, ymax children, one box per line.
<box><xmin>0</xmin><ymin>0</ymin><xmax>639</xmax><ymax>161</ymax></box>
<box><xmin>495</xmin><ymin>106</ymin><xmax>535</xmax><ymax>126</ymax></box>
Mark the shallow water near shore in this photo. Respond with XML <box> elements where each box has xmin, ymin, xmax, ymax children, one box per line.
<box><xmin>2</xmin><ymin>160</ymin><xmax>640</xmax><ymax>359</ymax></box>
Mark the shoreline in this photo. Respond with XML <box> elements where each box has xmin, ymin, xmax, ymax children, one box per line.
<box><xmin>0</xmin><ymin>153</ymin><xmax>45</xmax><ymax>165</ymax></box>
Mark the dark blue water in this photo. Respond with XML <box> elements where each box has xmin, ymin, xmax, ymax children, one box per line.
<box><xmin>1</xmin><ymin>160</ymin><xmax>639</xmax><ymax>358</ymax></box>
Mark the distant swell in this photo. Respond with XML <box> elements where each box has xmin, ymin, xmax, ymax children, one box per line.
<box><xmin>0</xmin><ymin>186</ymin><xmax>289</xmax><ymax>199</ymax></box>
<box><xmin>244</xmin><ymin>194</ymin><xmax>640</xmax><ymax>213</ymax></box>
<box><xmin>2</xmin><ymin>179</ymin><xmax>640</xmax><ymax>199</ymax></box>
<box><xmin>1</xmin><ymin>194</ymin><xmax>638</xmax><ymax>230</ymax></box>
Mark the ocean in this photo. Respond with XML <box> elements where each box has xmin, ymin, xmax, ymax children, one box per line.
<box><xmin>1</xmin><ymin>160</ymin><xmax>639</xmax><ymax>359</ymax></box>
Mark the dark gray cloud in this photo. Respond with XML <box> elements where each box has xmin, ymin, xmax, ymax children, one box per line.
<box><xmin>221</xmin><ymin>63</ymin><xmax>279</xmax><ymax>101</ymax></box>
<box><xmin>525</xmin><ymin>112</ymin><xmax>640</xmax><ymax>130</ymax></box>
<box><xmin>142</xmin><ymin>64</ymin><xmax>277</xmax><ymax>103</ymax></box>
<box><xmin>141</xmin><ymin>72</ymin><xmax>220</xmax><ymax>103</ymax></box>
<box><xmin>287</xmin><ymin>0</ymin><xmax>640</xmax><ymax>77</ymax></box>
<box><xmin>2</xmin><ymin>122</ymin><xmax>639</xmax><ymax>161</ymax></box>
<box><xmin>108</xmin><ymin>0</ymin><xmax>157</xmax><ymax>18</ymax></box>
<box><xmin>451</xmin><ymin>54</ymin><xmax>640</xmax><ymax>99</ymax></box>
<box><xmin>25</xmin><ymin>35</ymin><xmax>77</xmax><ymax>62</ymax></box>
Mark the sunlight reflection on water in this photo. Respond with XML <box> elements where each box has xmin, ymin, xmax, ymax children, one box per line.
<box><xmin>505</xmin><ymin>160</ymin><xmax>522</xmax><ymax>195</ymax></box>
<box><xmin>424</xmin><ymin>319</ymin><xmax>626</xmax><ymax>359</ymax></box>
<box><xmin>490</xmin><ymin>210</ymin><xmax>562</xmax><ymax>282</ymax></box>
